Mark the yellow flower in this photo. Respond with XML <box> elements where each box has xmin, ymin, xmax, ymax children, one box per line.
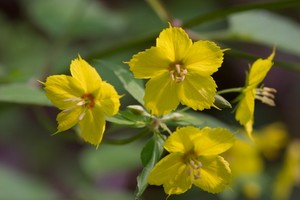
<box><xmin>128</xmin><ymin>25</ymin><xmax>225</xmax><ymax>116</ymax></box>
<box><xmin>42</xmin><ymin>56</ymin><xmax>121</xmax><ymax>147</ymax></box>
<box><xmin>235</xmin><ymin>49</ymin><xmax>276</xmax><ymax>139</ymax></box>
<box><xmin>148</xmin><ymin>126</ymin><xmax>235</xmax><ymax>195</ymax></box>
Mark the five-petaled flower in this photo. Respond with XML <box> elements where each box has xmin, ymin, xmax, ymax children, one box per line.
<box><xmin>148</xmin><ymin>126</ymin><xmax>235</xmax><ymax>195</ymax></box>
<box><xmin>42</xmin><ymin>56</ymin><xmax>121</xmax><ymax>147</ymax></box>
<box><xmin>128</xmin><ymin>25</ymin><xmax>225</xmax><ymax>116</ymax></box>
<box><xmin>235</xmin><ymin>49</ymin><xmax>276</xmax><ymax>140</ymax></box>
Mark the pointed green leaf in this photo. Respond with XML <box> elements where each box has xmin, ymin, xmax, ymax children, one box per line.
<box><xmin>95</xmin><ymin>60</ymin><xmax>145</xmax><ymax>105</ymax></box>
<box><xmin>0</xmin><ymin>83</ymin><xmax>52</xmax><ymax>106</ymax></box>
<box><xmin>135</xmin><ymin>133</ymin><xmax>165</xmax><ymax>199</ymax></box>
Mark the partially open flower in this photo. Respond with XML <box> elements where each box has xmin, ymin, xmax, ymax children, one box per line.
<box><xmin>235</xmin><ymin>49</ymin><xmax>276</xmax><ymax>139</ymax></box>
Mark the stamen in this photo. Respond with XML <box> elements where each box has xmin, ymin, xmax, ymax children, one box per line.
<box><xmin>175</xmin><ymin>64</ymin><xmax>181</xmax><ymax>74</ymax></box>
<box><xmin>255</xmin><ymin>87</ymin><xmax>276</xmax><ymax>106</ymax></box>
<box><xmin>169</xmin><ymin>70</ymin><xmax>175</xmax><ymax>81</ymax></box>
<box><xmin>62</xmin><ymin>107</ymin><xmax>75</xmax><ymax>113</ymax></box>
<box><xmin>63</xmin><ymin>97</ymin><xmax>81</xmax><ymax>102</ymax></box>
<box><xmin>78</xmin><ymin>112</ymin><xmax>86</xmax><ymax>121</ymax></box>
<box><xmin>169</xmin><ymin>62</ymin><xmax>188</xmax><ymax>83</ymax></box>
<box><xmin>77</xmin><ymin>100</ymin><xmax>85</xmax><ymax>106</ymax></box>
<box><xmin>186</xmin><ymin>155</ymin><xmax>202</xmax><ymax>180</ymax></box>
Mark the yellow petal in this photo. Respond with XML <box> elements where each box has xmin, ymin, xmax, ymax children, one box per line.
<box><xmin>156</xmin><ymin>26</ymin><xmax>192</xmax><ymax>62</ymax></box>
<box><xmin>148</xmin><ymin>153</ymin><xmax>183</xmax><ymax>185</ymax></box>
<box><xmin>96</xmin><ymin>81</ymin><xmax>121</xmax><ymax>116</ymax></box>
<box><xmin>79</xmin><ymin>107</ymin><xmax>106</xmax><ymax>147</ymax></box>
<box><xmin>193</xmin><ymin>127</ymin><xmax>235</xmax><ymax>156</ymax></box>
<box><xmin>235</xmin><ymin>90</ymin><xmax>255</xmax><ymax>125</ymax></box>
<box><xmin>44</xmin><ymin>75</ymin><xmax>84</xmax><ymax>110</ymax></box>
<box><xmin>184</xmin><ymin>40</ymin><xmax>224</xmax><ymax>76</ymax></box>
<box><xmin>148</xmin><ymin>153</ymin><xmax>192</xmax><ymax>195</ymax></box>
<box><xmin>247</xmin><ymin>49</ymin><xmax>275</xmax><ymax>88</ymax></box>
<box><xmin>194</xmin><ymin>156</ymin><xmax>231</xmax><ymax>193</ymax></box>
<box><xmin>144</xmin><ymin>72</ymin><xmax>180</xmax><ymax>116</ymax></box>
<box><xmin>164</xmin><ymin>126</ymin><xmax>200</xmax><ymax>154</ymax></box>
<box><xmin>163</xmin><ymin>164</ymin><xmax>192</xmax><ymax>195</ymax></box>
<box><xmin>56</xmin><ymin>106</ymin><xmax>83</xmax><ymax>132</ymax></box>
<box><xmin>128</xmin><ymin>47</ymin><xmax>170</xmax><ymax>79</ymax></box>
<box><xmin>70</xmin><ymin>56</ymin><xmax>102</xmax><ymax>93</ymax></box>
<box><xmin>178</xmin><ymin>74</ymin><xmax>216</xmax><ymax>110</ymax></box>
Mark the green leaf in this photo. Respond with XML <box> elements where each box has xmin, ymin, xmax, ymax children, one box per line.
<box><xmin>228</xmin><ymin>10</ymin><xmax>300</xmax><ymax>56</ymax></box>
<box><xmin>174</xmin><ymin>111</ymin><xmax>238</xmax><ymax>133</ymax></box>
<box><xmin>135</xmin><ymin>133</ymin><xmax>165</xmax><ymax>199</ymax></box>
<box><xmin>26</xmin><ymin>0</ymin><xmax>125</xmax><ymax>38</ymax></box>
<box><xmin>96</xmin><ymin>60</ymin><xmax>145</xmax><ymax>105</ymax></box>
<box><xmin>183</xmin><ymin>0</ymin><xmax>300</xmax><ymax>28</ymax></box>
<box><xmin>0</xmin><ymin>83</ymin><xmax>52</xmax><ymax>106</ymax></box>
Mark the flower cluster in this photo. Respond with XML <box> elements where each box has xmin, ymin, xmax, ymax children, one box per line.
<box><xmin>41</xmin><ymin>24</ymin><xmax>277</xmax><ymax>198</ymax></box>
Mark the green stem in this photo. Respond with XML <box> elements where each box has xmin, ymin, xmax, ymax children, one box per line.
<box><xmin>146</xmin><ymin>0</ymin><xmax>172</xmax><ymax>22</ymax></box>
<box><xmin>217</xmin><ymin>87</ymin><xmax>243</xmax><ymax>95</ymax></box>
<box><xmin>103</xmin><ymin>128</ymin><xmax>150</xmax><ymax>145</ymax></box>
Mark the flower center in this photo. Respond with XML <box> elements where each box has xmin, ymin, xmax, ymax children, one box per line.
<box><xmin>63</xmin><ymin>93</ymin><xmax>96</xmax><ymax>121</ymax></box>
<box><xmin>81</xmin><ymin>93</ymin><xmax>96</xmax><ymax>109</ymax></box>
<box><xmin>255</xmin><ymin>87</ymin><xmax>277</xmax><ymax>106</ymax></box>
<box><xmin>169</xmin><ymin>62</ymin><xmax>187</xmax><ymax>83</ymax></box>
<box><xmin>184</xmin><ymin>152</ymin><xmax>202</xmax><ymax>180</ymax></box>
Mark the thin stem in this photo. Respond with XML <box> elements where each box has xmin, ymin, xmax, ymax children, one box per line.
<box><xmin>217</xmin><ymin>87</ymin><xmax>243</xmax><ymax>95</ymax></box>
<box><xmin>146</xmin><ymin>0</ymin><xmax>172</xmax><ymax>22</ymax></box>
<box><xmin>103</xmin><ymin>128</ymin><xmax>150</xmax><ymax>145</ymax></box>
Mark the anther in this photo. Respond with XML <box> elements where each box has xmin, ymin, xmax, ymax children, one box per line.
<box><xmin>78</xmin><ymin>112</ymin><xmax>86</xmax><ymax>121</ymax></box>
<box><xmin>256</xmin><ymin>87</ymin><xmax>276</xmax><ymax>106</ymax></box>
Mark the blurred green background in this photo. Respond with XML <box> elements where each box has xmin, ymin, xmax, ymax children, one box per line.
<box><xmin>0</xmin><ymin>0</ymin><xmax>300</xmax><ymax>199</ymax></box>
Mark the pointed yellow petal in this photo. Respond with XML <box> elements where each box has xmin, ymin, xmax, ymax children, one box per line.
<box><xmin>178</xmin><ymin>74</ymin><xmax>216</xmax><ymax>110</ymax></box>
<box><xmin>163</xmin><ymin>164</ymin><xmax>192</xmax><ymax>195</ymax></box>
<box><xmin>248</xmin><ymin>49</ymin><xmax>275</xmax><ymax>87</ymax></box>
<box><xmin>128</xmin><ymin>47</ymin><xmax>170</xmax><ymax>79</ymax></box>
<box><xmin>235</xmin><ymin>90</ymin><xmax>255</xmax><ymax>125</ymax></box>
<box><xmin>194</xmin><ymin>156</ymin><xmax>231</xmax><ymax>193</ymax></box>
<box><xmin>44</xmin><ymin>75</ymin><xmax>84</xmax><ymax>110</ymax></box>
<box><xmin>148</xmin><ymin>153</ymin><xmax>184</xmax><ymax>185</ymax></box>
<box><xmin>193</xmin><ymin>127</ymin><xmax>235</xmax><ymax>156</ymax></box>
<box><xmin>164</xmin><ymin>126</ymin><xmax>200</xmax><ymax>153</ymax></box>
<box><xmin>184</xmin><ymin>40</ymin><xmax>224</xmax><ymax>76</ymax></box>
<box><xmin>56</xmin><ymin>106</ymin><xmax>83</xmax><ymax>132</ymax></box>
<box><xmin>148</xmin><ymin>153</ymin><xmax>192</xmax><ymax>195</ymax></box>
<box><xmin>79</xmin><ymin>107</ymin><xmax>106</xmax><ymax>146</ymax></box>
<box><xmin>144</xmin><ymin>72</ymin><xmax>180</xmax><ymax>116</ymax></box>
<box><xmin>156</xmin><ymin>26</ymin><xmax>192</xmax><ymax>61</ymax></box>
<box><xmin>96</xmin><ymin>81</ymin><xmax>121</xmax><ymax>116</ymax></box>
<box><xmin>70</xmin><ymin>56</ymin><xmax>102</xmax><ymax>93</ymax></box>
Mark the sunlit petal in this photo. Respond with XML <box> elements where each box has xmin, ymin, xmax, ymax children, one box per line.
<box><xmin>184</xmin><ymin>40</ymin><xmax>224</xmax><ymax>76</ymax></box>
<box><xmin>248</xmin><ymin>49</ymin><xmax>275</xmax><ymax>87</ymax></box>
<box><xmin>56</xmin><ymin>106</ymin><xmax>83</xmax><ymax>132</ymax></box>
<box><xmin>70</xmin><ymin>56</ymin><xmax>102</xmax><ymax>93</ymax></box>
<box><xmin>194</xmin><ymin>156</ymin><xmax>231</xmax><ymax>193</ymax></box>
<box><xmin>157</xmin><ymin>26</ymin><xmax>192</xmax><ymax>62</ymax></box>
<box><xmin>193</xmin><ymin>127</ymin><xmax>235</xmax><ymax>156</ymax></box>
<box><xmin>144</xmin><ymin>72</ymin><xmax>180</xmax><ymax>116</ymax></box>
<box><xmin>128</xmin><ymin>47</ymin><xmax>170</xmax><ymax>79</ymax></box>
<box><xmin>44</xmin><ymin>75</ymin><xmax>84</xmax><ymax>110</ymax></box>
<box><xmin>79</xmin><ymin>107</ymin><xmax>106</xmax><ymax>147</ymax></box>
<box><xmin>96</xmin><ymin>81</ymin><xmax>121</xmax><ymax>116</ymax></box>
<box><xmin>164</xmin><ymin>126</ymin><xmax>200</xmax><ymax>154</ymax></box>
<box><xmin>179</xmin><ymin>74</ymin><xmax>216</xmax><ymax>110</ymax></box>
